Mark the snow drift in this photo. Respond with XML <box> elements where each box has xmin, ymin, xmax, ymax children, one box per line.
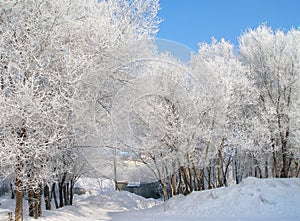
<box><xmin>160</xmin><ymin>177</ymin><xmax>300</xmax><ymax>220</ymax></box>
<box><xmin>111</xmin><ymin>177</ymin><xmax>300</xmax><ymax>221</ymax></box>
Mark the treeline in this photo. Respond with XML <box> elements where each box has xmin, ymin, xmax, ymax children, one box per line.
<box><xmin>132</xmin><ymin>26</ymin><xmax>300</xmax><ymax>201</ymax></box>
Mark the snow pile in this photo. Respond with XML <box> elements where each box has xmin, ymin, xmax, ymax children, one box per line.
<box><xmin>112</xmin><ymin>177</ymin><xmax>300</xmax><ymax>221</ymax></box>
<box><xmin>79</xmin><ymin>191</ymin><xmax>161</xmax><ymax>212</ymax></box>
<box><xmin>74</xmin><ymin>177</ymin><xmax>160</xmax><ymax>210</ymax></box>
<box><xmin>159</xmin><ymin>177</ymin><xmax>300</xmax><ymax>220</ymax></box>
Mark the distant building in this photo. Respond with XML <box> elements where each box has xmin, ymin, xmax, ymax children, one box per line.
<box><xmin>116</xmin><ymin>181</ymin><xmax>161</xmax><ymax>199</ymax></box>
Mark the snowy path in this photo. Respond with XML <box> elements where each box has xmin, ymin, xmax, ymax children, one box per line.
<box><xmin>1</xmin><ymin>177</ymin><xmax>300</xmax><ymax>221</ymax></box>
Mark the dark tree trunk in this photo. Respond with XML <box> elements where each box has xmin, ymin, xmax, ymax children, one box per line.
<box><xmin>198</xmin><ymin>168</ymin><xmax>205</xmax><ymax>190</ymax></box>
<box><xmin>278</xmin><ymin>111</ymin><xmax>290</xmax><ymax>178</ymax></box>
<box><xmin>51</xmin><ymin>183</ymin><xmax>59</xmax><ymax>209</ymax></box>
<box><xmin>63</xmin><ymin>184</ymin><xmax>70</xmax><ymax>206</ymax></box>
<box><xmin>28</xmin><ymin>187</ymin><xmax>35</xmax><ymax>217</ymax></box>
<box><xmin>235</xmin><ymin>160</ymin><xmax>240</xmax><ymax>184</ymax></box>
<box><xmin>34</xmin><ymin>184</ymin><xmax>42</xmax><ymax>219</ymax></box>
<box><xmin>207</xmin><ymin>166</ymin><xmax>212</xmax><ymax>189</ymax></box>
<box><xmin>59</xmin><ymin>183</ymin><xmax>64</xmax><ymax>208</ymax></box>
<box><xmin>217</xmin><ymin>139</ymin><xmax>224</xmax><ymax>187</ymax></box>
<box><xmin>168</xmin><ymin>175</ymin><xmax>174</xmax><ymax>198</ymax></box>
<box><xmin>234</xmin><ymin>149</ymin><xmax>240</xmax><ymax>184</ymax></box>
<box><xmin>281</xmin><ymin>144</ymin><xmax>288</xmax><ymax>178</ymax></box>
<box><xmin>70</xmin><ymin>181</ymin><xmax>74</xmax><ymax>206</ymax></box>
<box><xmin>254</xmin><ymin>158</ymin><xmax>262</xmax><ymax>178</ymax></box>
<box><xmin>272</xmin><ymin>150</ymin><xmax>279</xmax><ymax>178</ymax></box>
<box><xmin>59</xmin><ymin>173</ymin><xmax>67</xmax><ymax>207</ymax></box>
<box><xmin>178</xmin><ymin>169</ymin><xmax>184</xmax><ymax>194</ymax></box>
<box><xmin>10</xmin><ymin>182</ymin><xmax>15</xmax><ymax>199</ymax></box>
<box><xmin>188</xmin><ymin>167</ymin><xmax>193</xmax><ymax>192</ymax></box>
<box><xmin>223</xmin><ymin>157</ymin><xmax>232</xmax><ymax>187</ymax></box>
<box><xmin>264</xmin><ymin>160</ymin><xmax>269</xmax><ymax>178</ymax></box>
<box><xmin>44</xmin><ymin>184</ymin><xmax>51</xmax><ymax>210</ymax></box>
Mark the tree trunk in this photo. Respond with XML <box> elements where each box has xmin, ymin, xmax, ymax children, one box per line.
<box><xmin>180</xmin><ymin>167</ymin><xmax>191</xmax><ymax>194</ymax></box>
<box><xmin>255</xmin><ymin>165</ymin><xmax>262</xmax><ymax>178</ymax></box>
<box><xmin>63</xmin><ymin>184</ymin><xmax>70</xmax><ymax>206</ymax></box>
<box><xmin>178</xmin><ymin>169</ymin><xmax>184</xmax><ymax>194</ymax></box>
<box><xmin>254</xmin><ymin>158</ymin><xmax>262</xmax><ymax>178</ymax></box>
<box><xmin>160</xmin><ymin>180</ymin><xmax>167</xmax><ymax>201</ymax></box>
<box><xmin>44</xmin><ymin>184</ymin><xmax>51</xmax><ymax>210</ymax></box>
<box><xmin>51</xmin><ymin>183</ymin><xmax>59</xmax><ymax>209</ymax></box>
<box><xmin>34</xmin><ymin>184</ymin><xmax>42</xmax><ymax>219</ymax></box>
<box><xmin>295</xmin><ymin>162</ymin><xmax>300</xmax><ymax>178</ymax></box>
<box><xmin>15</xmin><ymin>127</ymin><xmax>26</xmax><ymax>221</ymax></box>
<box><xmin>70</xmin><ymin>187</ymin><xmax>74</xmax><ymax>205</ymax></box>
<box><xmin>207</xmin><ymin>166</ymin><xmax>212</xmax><ymax>189</ymax></box>
<box><xmin>15</xmin><ymin>178</ymin><xmax>23</xmax><ymax>221</ymax></box>
<box><xmin>172</xmin><ymin>172</ymin><xmax>178</xmax><ymax>195</ymax></box>
<box><xmin>59</xmin><ymin>183</ymin><xmax>64</xmax><ymax>207</ymax></box>
<box><xmin>198</xmin><ymin>168</ymin><xmax>205</xmax><ymax>190</ymax></box>
<box><xmin>217</xmin><ymin>138</ymin><xmax>224</xmax><ymax>187</ymax></box>
<box><xmin>70</xmin><ymin>179</ymin><xmax>75</xmax><ymax>206</ymax></box>
<box><xmin>281</xmin><ymin>145</ymin><xmax>288</xmax><ymax>178</ymax></box>
<box><xmin>192</xmin><ymin>164</ymin><xmax>200</xmax><ymax>191</ymax></box>
<box><xmin>223</xmin><ymin>157</ymin><xmax>232</xmax><ymax>187</ymax></box>
<box><xmin>264</xmin><ymin>160</ymin><xmax>269</xmax><ymax>178</ymax></box>
<box><xmin>234</xmin><ymin>149</ymin><xmax>240</xmax><ymax>184</ymax></box>
<box><xmin>10</xmin><ymin>182</ymin><xmax>15</xmax><ymax>199</ymax></box>
<box><xmin>188</xmin><ymin>167</ymin><xmax>193</xmax><ymax>192</ymax></box>
<box><xmin>29</xmin><ymin>184</ymin><xmax>42</xmax><ymax>219</ymax></box>
<box><xmin>278</xmin><ymin>111</ymin><xmax>290</xmax><ymax>178</ymax></box>
<box><xmin>28</xmin><ymin>187</ymin><xmax>35</xmax><ymax>217</ymax></box>
<box><xmin>59</xmin><ymin>173</ymin><xmax>67</xmax><ymax>207</ymax></box>
<box><xmin>168</xmin><ymin>175</ymin><xmax>174</xmax><ymax>198</ymax></box>
<box><xmin>212</xmin><ymin>164</ymin><xmax>217</xmax><ymax>188</ymax></box>
<box><xmin>272</xmin><ymin>143</ymin><xmax>280</xmax><ymax>178</ymax></box>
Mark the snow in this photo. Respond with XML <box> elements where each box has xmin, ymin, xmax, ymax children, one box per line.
<box><xmin>0</xmin><ymin>177</ymin><xmax>299</xmax><ymax>221</ymax></box>
<box><xmin>153</xmin><ymin>177</ymin><xmax>300</xmax><ymax>221</ymax></box>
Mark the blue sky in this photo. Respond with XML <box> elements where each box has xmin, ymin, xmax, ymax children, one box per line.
<box><xmin>157</xmin><ymin>0</ymin><xmax>300</xmax><ymax>52</ymax></box>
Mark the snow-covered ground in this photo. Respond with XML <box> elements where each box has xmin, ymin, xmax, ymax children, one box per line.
<box><xmin>0</xmin><ymin>177</ymin><xmax>299</xmax><ymax>221</ymax></box>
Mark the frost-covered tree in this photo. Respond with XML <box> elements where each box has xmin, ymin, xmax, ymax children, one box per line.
<box><xmin>190</xmin><ymin>38</ymin><xmax>257</xmax><ymax>187</ymax></box>
<box><xmin>77</xmin><ymin>0</ymin><xmax>160</xmax><ymax>148</ymax></box>
<box><xmin>239</xmin><ymin>25</ymin><xmax>300</xmax><ymax>178</ymax></box>
<box><xmin>109</xmin><ymin>53</ymin><xmax>200</xmax><ymax>199</ymax></box>
<box><xmin>0</xmin><ymin>0</ymin><xmax>160</xmax><ymax>220</ymax></box>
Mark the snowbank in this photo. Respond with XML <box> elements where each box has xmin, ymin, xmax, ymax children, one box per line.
<box><xmin>112</xmin><ymin>177</ymin><xmax>300</xmax><ymax>221</ymax></box>
<box><xmin>158</xmin><ymin>177</ymin><xmax>300</xmax><ymax>220</ymax></box>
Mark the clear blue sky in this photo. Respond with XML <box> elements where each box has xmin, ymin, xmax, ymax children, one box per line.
<box><xmin>157</xmin><ymin>0</ymin><xmax>300</xmax><ymax>51</ymax></box>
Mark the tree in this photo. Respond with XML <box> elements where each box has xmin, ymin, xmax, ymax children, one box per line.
<box><xmin>239</xmin><ymin>25</ymin><xmax>300</xmax><ymax>178</ymax></box>
<box><xmin>108</xmin><ymin>53</ymin><xmax>200</xmax><ymax>198</ymax></box>
<box><xmin>190</xmin><ymin>38</ymin><xmax>258</xmax><ymax>187</ymax></box>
